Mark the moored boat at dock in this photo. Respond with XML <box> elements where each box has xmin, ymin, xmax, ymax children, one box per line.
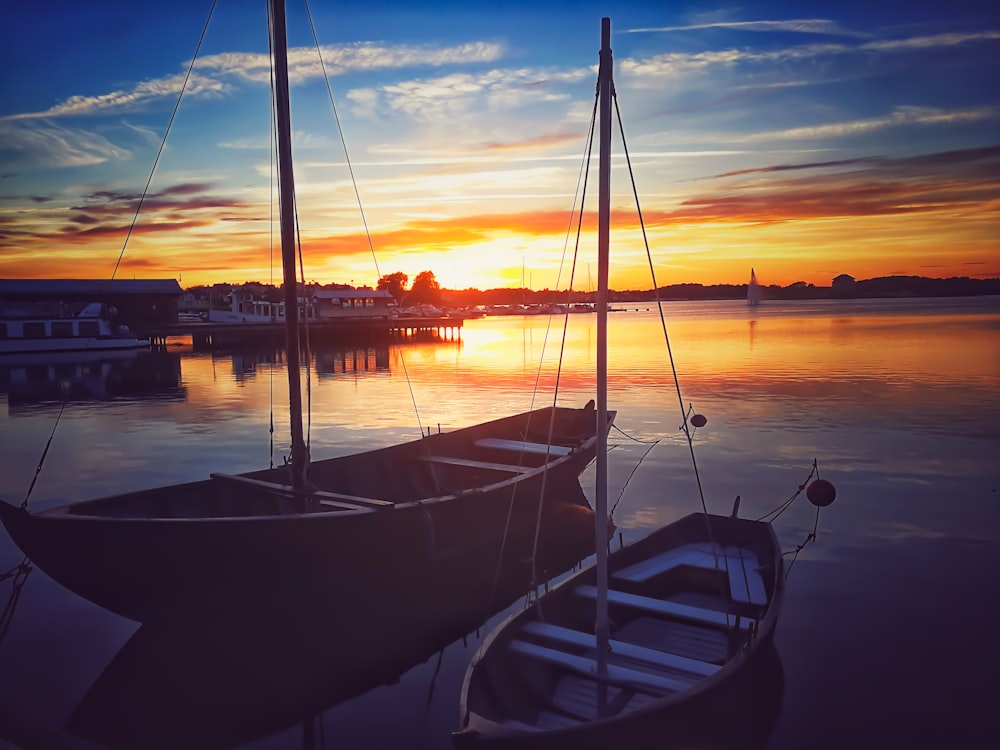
<box><xmin>0</xmin><ymin>302</ymin><xmax>149</xmax><ymax>355</ymax></box>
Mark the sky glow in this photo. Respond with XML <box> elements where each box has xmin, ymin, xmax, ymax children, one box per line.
<box><xmin>1</xmin><ymin>0</ymin><xmax>997</xmax><ymax>290</ymax></box>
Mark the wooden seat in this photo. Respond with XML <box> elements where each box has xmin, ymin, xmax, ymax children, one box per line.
<box><xmin>520</xmin><ymin>621</ymin><xmax>718</xmax><ymax>678</ymax></box>
<box><xmin>613</xmin><ymin>544</ymin><xmax>767</xmax><ymax>606</ymax></box>
<box><xmin>416</xmin><ymin>455</ymin><xmax>532</xmax><ymax>473</ymax></box>
<box><xmin>509</xmin><ymin>640</ymin><xmax>685</xmax><ymax>693</ymax></box>
<box><xmin>576</xmin><ymin>585</ymin><xmax>753</xmax><ymax>632</ymax></box>
<box><xmin>722</xmin><ymin>547</ymin><xmax>768</xmax><ymax>606</ymax></box>
<box><xmin>474</xmin><ymin>438</ymin><xmax>572</xmax><ymax>457</ymax></box>
<box><xmin>209</xmin><ymin>473</ymin><xmax>393</xmax><ymax>510</ymax></box>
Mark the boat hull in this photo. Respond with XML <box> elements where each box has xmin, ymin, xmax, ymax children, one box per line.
<box><xmin>455</xmin><ymin>512</ymin><xmax>785</xmax><ymax>747</ymax></box>
<box><xmin>0</xmin><ymin>405</ymin><xmax>608</xmax><ymax>622</ymax></box>
<box><xmin>0</xmin><ymin>336</ymin><xmax>149</xmax><ymax>354</ymax></box>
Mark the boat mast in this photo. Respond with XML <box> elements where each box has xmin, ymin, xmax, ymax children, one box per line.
<box><xmin>594</xmin><ymin>16</ymin><xmax>612</xmax><ymax>688</ymax></box>
<box><xmin>270</xmin><ymin>0</ymin><xmax>309</xmax><ymax>488</ymax></box>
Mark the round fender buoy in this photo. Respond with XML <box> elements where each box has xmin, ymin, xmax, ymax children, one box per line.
<box><xmin>690</xmin><ymin>414</ymin><xmax>708</xmax><ymax>428</ymax></box>
<box><xmin>807</xmin><ymin>479</ymin><xmax>837</xmax><ymax>507</ymax></box>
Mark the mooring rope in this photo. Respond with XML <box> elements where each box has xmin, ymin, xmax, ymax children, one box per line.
<box><xmin>751</xmin><ymin>458</ymin><xmax>826</xmax><ymax>577</ymax></box>
<box><xmin>756</xmin><ymin>459</ymin><xmax>820</xmax><ymax>524</ymax></box>
<box><xmin>0</xmin><ymin>560</ymin><xmax>32</xmax><ymax>649</ymax></box>
<box><xmin>783</xmin><ymin>504</ymin><xmax>822</xmax><ymax>578</ymax></box>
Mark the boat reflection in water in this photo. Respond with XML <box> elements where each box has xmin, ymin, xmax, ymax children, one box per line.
<box><xmin>0</xmin><ymin>350</ymin><xmax>184</xmax><ymax>413</ymax></box>
<box><xmin>63</xmin><ymin>486</ymin><xmax>599</xmax><ymax>749</ymax></box>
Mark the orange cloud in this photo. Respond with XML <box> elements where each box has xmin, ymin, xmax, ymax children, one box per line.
<box><xmin>2</xmin><ymin>145</ymin><xmax>997</xmax><ymax>288</ymax></box>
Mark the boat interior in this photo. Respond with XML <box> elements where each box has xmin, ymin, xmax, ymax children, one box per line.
<box><xmin>55</xmin><ymin>405</ymin><xmax>599</xmax><ymax>520</ymax></box>
<box><xmin>467</xmin><ymin>518</ymin><xmax>778</xmax><ymax>730</ymax></box>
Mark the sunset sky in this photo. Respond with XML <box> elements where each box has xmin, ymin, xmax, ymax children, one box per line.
<box><xmin>1</xmin><ymin>0</ymin><xmax>997</xmax><ymax>291</ymax></box>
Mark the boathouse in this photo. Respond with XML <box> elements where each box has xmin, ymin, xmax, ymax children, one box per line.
<box><xmin>313</xmin><ymin>288</ymin><xmax>394</xmax><ymax>318</ymax></box>
<box><xmin>0</xmin><ymin>279</ymin><xmax>184</xmax><ymax>327</ymax></box>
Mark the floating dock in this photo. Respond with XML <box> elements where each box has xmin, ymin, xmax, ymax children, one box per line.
<box><xmin>138</xmin><ymin>316</ymin><xmax>463</xmax><ymax>349</ymax></box>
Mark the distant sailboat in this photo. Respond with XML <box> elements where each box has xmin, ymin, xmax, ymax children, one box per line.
<box><xmin>747</xmin><ymin>268</ymin><xmax>762</xmax><ymax>306</ymax></box>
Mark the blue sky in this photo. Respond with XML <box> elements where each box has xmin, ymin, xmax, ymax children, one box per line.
<box><xmin>1</xmin><ymin>0</ymin><xmax>997</xmax><ymax>290</ymax></box>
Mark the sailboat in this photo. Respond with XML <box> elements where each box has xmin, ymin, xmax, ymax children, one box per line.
<box><xmin>455</xmin><ymin>19</ymin><xmax>833</xmax><ymax>744</ymax></box>
<box><xmin>747</xmin><ymin>268</ymin><xmax>762</xmax><ymax>306</ymax></box>
<box><xmin>0</xmin><ymin>0</ymin><xmax>608</xmax><ymax>623</ymax></box>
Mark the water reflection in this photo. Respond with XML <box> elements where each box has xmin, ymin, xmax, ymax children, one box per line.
<box><xmin>0</xmin><ymin>297</ymin><xmax>997</xmax><ymax>749</ymax></box>
<box><xmin>212</xmin><ymin>344</ymin><xmax>395</xmax><ymax>381</ymax></box>
<box><xmin>63</xmin><ymin>494</ymin><xmax>597</xmax><ymax>750</ymax></box>
<box><xmin>315</xmin><ymin>345</ymin><xmax>390</xmax><ymax>378</ymax></box>
<box><xmin>0</xmin><ymin>350</ymin><xmax>184</xmax><ymax>414</ymax></box>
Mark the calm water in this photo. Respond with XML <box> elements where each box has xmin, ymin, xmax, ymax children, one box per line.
<box><xmin>1</xmin><ymin>297</ymin><xmax>998</xmax><ymax>749</ymax></box>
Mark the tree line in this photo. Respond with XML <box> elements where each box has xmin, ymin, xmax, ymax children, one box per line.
<box><xmin>376</xmin><ymin>271</ymin><xmax>441</xmax><ymax>304</ymax></box>
<box><xmin>182</xmin><ymin>273</ymin><xmax>999</xmax><ymax>306</ymax></box>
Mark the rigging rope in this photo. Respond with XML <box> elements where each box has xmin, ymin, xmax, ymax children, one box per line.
<box><xmin>20</xmin><ymin>401</ymin><xmax>68</xmax><ymax>510</ymax></box>
<box><xmin>611</xmin><ymin>89</ymin><xmax>732</xmax><ymax>610</ymax></box>
<box><xmin>610</xmin><ymin>439</ymin><xmax>658</xmax><ymax>516</ymax></box>
<box><xmin>303</xmin><ymin>0</ymin><xmax>382</xmax><ymax>281</ymax></box>
<box><xmin>111</xmin><ymin>0</ymin><xmax>218</xmax><ymax>280</ymax></box>
<box><xmin>15</xmin><ymin>0</ymin><xmax>220</xmax><ymax>522</ymax></box>
<box><xmin>294</xmin><ymin>209</ymin><xmax>314</xmax><ymax>450</ymax></box>
<box><xmin>268</xmin><ymin>0</ymin><xmax>277</xmax><ymax>469</ymax></box>
<box><xmin>612</xmin><ymin>94</ymin><xmax>711</xmax><ymax>518</ymax></box>
<box><xmin>492</xmin><ymin>86</ymin><xmax>602</xmax><ymax>616</ymax></box>
<box><xmin>302</xmin><ymin>0</ymin><xmax>427</xmax><ymax>440</ymax></box>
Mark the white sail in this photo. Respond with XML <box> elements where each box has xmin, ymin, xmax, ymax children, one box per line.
<box><xmin>747</xmin><ymin>267</ymin><xmax>762</xmax><ymax>306</ymax></box>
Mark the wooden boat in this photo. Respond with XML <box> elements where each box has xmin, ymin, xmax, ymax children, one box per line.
<box><xmin>0</xmin><ymin>1</ymin><xmax>607</xmax><ymax>623</ymax></box>
<box><xmin>0</xmin><ymin>405</ymin><xmax>603</xmax><ymax>622</ymax></box>
<box><xmin>456</xmin><ymin>19</ymin><xmax>793</xmax><ymax>745</ymax></box>
<box><xmin>456</xmin><ymin>513</ymin><xmax>783</xmax><ymax>745</ymax></box>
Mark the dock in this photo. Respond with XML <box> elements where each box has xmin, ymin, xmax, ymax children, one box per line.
<box><xmin>138</xmin><ymin>316</ymin><xmax>463</xmax><ymax>349</ymax></box>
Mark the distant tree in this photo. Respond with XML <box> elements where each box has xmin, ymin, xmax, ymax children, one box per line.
<box><xmin>408</xmin><ymin>270</ymin><xmax>442</xmax><ymax>305</ymax></box>
<box><xmin>377</xmin><ymin>271</ymin><xmax>409</xmax><ymax>302</ymax></box>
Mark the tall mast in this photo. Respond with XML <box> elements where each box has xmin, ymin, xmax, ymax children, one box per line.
<box><xmin>594</xmin><ymin>16</ymin><xmax>612</xmax><ymax>691</ymax></box>
<box><xmin>270</xmin><ymin>0</ymin><xmax>308</xmax><ymax>488</ymax></box>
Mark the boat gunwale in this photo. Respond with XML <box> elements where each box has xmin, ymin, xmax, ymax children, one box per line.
<box><xmin>22</xmin><ymin>420</ymin><xmax>602</xmax><ymax>523</ymax></box>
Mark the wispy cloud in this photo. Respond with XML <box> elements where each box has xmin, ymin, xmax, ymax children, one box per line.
<box><xmin>350</xmin><ymin>67</ymin><xmax>588</xmax><ymax>121</ymax></box>
<box><xmin>672</xmin><ymin>146</ymin><xmax>1000</xmax><ymax>225</ymax></box>
<box><xmin>862</xmin><ymin>30</ymin><xmax>1000</xmax><ymax>51</ymax></box>
<box><xmin>619</xmin><ymin>30</ymin><xmax>1000</xmax><ymax>80</ymax></box>
<box><xmin>197</xmin><ymin>42</ymin><xmax>504</xmax><ymax>85</ymax></box>
<box><xmin>705</xmin><ymin>146</ymin><xmax>1000</xmax><ymax>181</ymax></box>
<box><xmin>2</xmin><ymin>74</ymin><xmax>228</xmax><ymax>122</ymax></box>
<box><xmin>2</xmin><ymin>41</ymin><xmax>505</xmax><ymax>122</ymax></box>
<box><xmin>0</xmin><ymin>121</ymin><xmax>131</xmax><ymax>167</ymax></box>
<box><xmin>1</xmin><ymin>182</ymin><xmax>253</xmax><ymax>255</ymax></box>
<box><xmin>736</xmin><ymin>105</ymin><xmax>1000</xmax><ymax>142</ymax></box>
<box><xmin>708</xmin><ymin>157</ymin><xmax>877</xmax><ymax>179</ymax></box>
<box><xmin>626</xmin><ymin>19</ymin><xmax>861</xmax><ymax>37</ymax></box>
